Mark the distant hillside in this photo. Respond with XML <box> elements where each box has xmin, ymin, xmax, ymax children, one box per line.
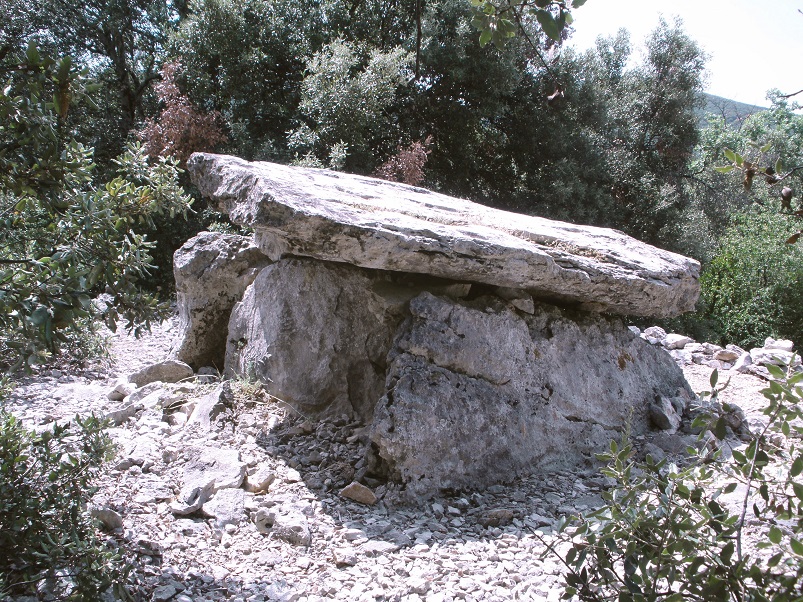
<box><xmin>697</xmin><ymin>93</ymin><xmax>767</xmax><ymax>127</ymax></box>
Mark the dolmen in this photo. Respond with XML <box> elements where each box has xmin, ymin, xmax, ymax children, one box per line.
<box><xmin>174</xmin><ymin>152</ymin><xmax>701</xmax><ymax>499</ymax></box>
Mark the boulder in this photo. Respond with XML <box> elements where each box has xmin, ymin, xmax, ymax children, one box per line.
<box><xmin>173</xmin><ymin>448</ymin><xmax>246</xmax><ymax>514</ymax></box>
<box><xmin>370</xmin><ymin>292</ymin><xmax>692</xmax><ymax>498</ymax></box>
<box><xmin>173</xmin><ymin>231</ymin><xmax>271</xmax><ymax>370</ymax></box>
<box><xmin>129</xmin><ymin>360</ymin><xmax>193</xmax><ymax>387</ymax></box>
<box><xmin>188</xmin><ymin>153</ymin><xmax>700</xmax><ymax>318</ymax></box>
<box><xmin>225</xmin><ymin>257</ymin><xmax>469</xmax><ymax>421</ymax></box>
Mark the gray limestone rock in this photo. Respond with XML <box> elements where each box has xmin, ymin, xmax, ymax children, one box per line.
<box><xmin>225</xmin><ymin>257</ymin><xmax>465</xmax><ymax>421</ymax></box>
<box><xmin>339</xmin><ymin>481</ymin><xmax>378</xmax><ymax>505</ymax></box>
<box><xmin>750</xmin><ymin>347</ymin><xmax>802</xmax><ymax>367</ymax></box>
<box><xmin>370</xmin><ymin>292</ymin><xmax>692</xmax><ymax>498</ymax></box>
<box><xmin>107</xmin><ymin>377</ymin><xmax>136</xmax><ymax>401</ymax></box>
<box><xmin>176</xmin><ymin>448</ymin><xmax>246</xmax><ymax>513</ymax></box>
<box><xmin>188</xmin><ymin>153</ymin><xmax>700</xmax><ymax>318</ymax></box>
<box><xmin>648</xmin><ymin>396</ymin><xmax>682</xmax><ymax>431</ymax></box>
<box><xmin>187</xmin><ymin>382</ymin><xmax>234</xmax><ymax>430</ymax></box>
<box><xmin>129</xmin><ymin>360</ymin><xmax>193</xmax><ymax>388</ymax></box>
<box><xmin>203</xmin><ymin>488</ymin><xmax>246</xmax><ymax>528</ymax></box>
<box><xmin>663</xmin><ymin>333</ymin><xmax>695</xmax><ymax>350</ymax></box>
<box><xmin>89</xmin><ymin>505</ymin><xmax>124</xmax><ymax>531</ymax></box>
<box><xmin>257</xmin><ymin>509</ymin><xmax>312</xmax><ymax>546</ymax></box>
<box><xmin>244</xmin><ymin>465</ymin><xmax>276</xmax><ymax>493</ymax></box>
<box><xmin>172</xmin><ymin>231</ymin><xmax>271</xmax><ymax>370</ymax></box>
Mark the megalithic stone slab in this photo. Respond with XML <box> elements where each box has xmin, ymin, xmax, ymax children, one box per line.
<box><xmin>188</xmin><ymin>153</ymin><xmax>700</xmax><ymax>317</ymax></box>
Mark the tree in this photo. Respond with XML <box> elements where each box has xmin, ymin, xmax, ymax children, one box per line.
<box><xmin>171</xmin><ymin>0</ymin><xmax>328</xmax><ymax>162</ymax></box>
<box><xmin>36</xmin><ymin>0</ymin><xmax>178</xmax><ymax>133</ymax></box>
<box><xmin>470</xmin><ymin>0</ymin><xmax>587</xmax><ymax>48</ymax></box>
<box><xmin>0</xmin><ymin>43</ymin><xmax>191</xmax><ymax>371</ymax></box>
<box><xmin>138</xmin><ymin>61</ymin><xmax>227</xmax><ymax>165</ymax></box>
<box><xmin>699</xmin><ymin>209</ymin><xmax>803</xmax><ymax>348</ymax></box>
<box><xmin>288</xmin><ymin>40</ymin><xmax>414</xmax><ymax>171</ymax></box>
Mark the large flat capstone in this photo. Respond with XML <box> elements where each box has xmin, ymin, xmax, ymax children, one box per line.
<box><xmin>188</xmin><ymin>153</ymin><xmax>700</xmax><ymax>318</ymax></box>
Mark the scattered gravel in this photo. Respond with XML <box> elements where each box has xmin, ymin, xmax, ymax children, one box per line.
<box><xmin>2</xmin><ymin>317</ymin><xmax>780</xmax><ymax>601</ymax></box>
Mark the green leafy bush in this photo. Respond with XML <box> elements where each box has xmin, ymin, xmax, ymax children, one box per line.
<box><xmin>0</xmin><ymin>43</ymin><xmax>193</xmax><ymax>371</ymax></box>
<box><xmin>0</xmin><ymin>412</ymin><xmax>128</xmax><ymax>600</ymax></box>
<box><xmin>699</xmin><ymin>209</ymin><xmax>803</xmax><ymax>349</ymax></box>
<box><xmin>548</xmin><ymin>368</ymin><xmax>803</xmax><ymax>601</ymax></box>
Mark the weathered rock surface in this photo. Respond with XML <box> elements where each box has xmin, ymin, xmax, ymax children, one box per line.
<box><xmin>188</xmin><ymin>153</ymin><xmax>700</xmax><ymax>317</ymax></box>
<box><xmin>129</xmin><ymin>359</ymin><xmax>194</xmax><ymax>387</ymax></box>
<box><xmin>175</xmin><ymin>447</ymin><xmax>247</xmax><ymax>513</ymax></box>
<box><xmin>225</xmin><ymin>257</ymin><xmax>469</xmax><ymax>421</ymax></box>
<box><xmin>370</xmin><ymin>292</ymin><xmax>693</xmax><ymax>498</ymax></box>
<box><xmin>173</xmin><ymin>231</ymin><xmax>271</xmax><ymax>370</ymax></box>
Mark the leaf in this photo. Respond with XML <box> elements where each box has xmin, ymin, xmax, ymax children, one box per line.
<box><xmin>791</xmin><ymin>456</ymin><xmax>803</xmax><ymax>477</ymax></box>
<box><xmin>768</xmin><ymin>525</ymin><xmax>782</xmax><ymax>544</ymax></box>
<box><xmin>572</xmin><ymin>0</ymin><xmax>588</xmax><ymax>7</ymax></box>
<box><xmin>710</xmin><ymin>369</ymin><xmax>719</xmax><ymax>389</ymax></box>
<box><xmin>714</xmin><ymin>165</ymin><xmax>735</xmax><ymax>173</ymax></box>
<box><xmin>479</xmin><ymin>29</ymin><xmax>492</xmax><ymax>47</ymax></box>
<box><xmin>776</xmin><ymin>157</ymin><xmax>783</xmax><ymax>175</ymax></box>
<box><xmin>787</xmin><ymin>232</ymin><xmax>801</xmax><ymax>245</ymax></box>
<box><xmin>29</xmin><ymin>306</ymin><xmax>50</xmax><ymax>326</ymax></box>
<box><xmin>723</xmin><ymin>148</ymin><xmax>737</xmax><ymax>162</ymax></box>
<box><xmin>766</xmin><ymin>364</ymin><xmax>785</xmax><ymax>380</ymax></box>
<box><xmin>535</xmin><ymin>9</ymin><xmax>562</xmax><ymax>41</ymax></box>
<box><xmin>791</xmin><ymin>538</ymin><xmax>803</xmax><ymax>556</ymax></box>
<box><xmin>760</xmin><ymin>141</ymin><xmax>773</xmax><ymax>153</ymax></box>
<box><xmin>714</xmin><ymin>416</ymin><xmax>728</xmax><ymax>440</ymax></box>
<box><xmin>720</xmin><ymin>541</ymin><xmax>734</xmax><ymax>564</ymax></box>
<box><xmin>792</xmin><ymin>482</ymin><xmax>803</xmax><ymax>501</ymax></box>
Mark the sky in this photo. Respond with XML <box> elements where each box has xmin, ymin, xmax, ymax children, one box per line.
<box><xmin>565</xmin><ymin>0</ymin><xmax>803</xmax><ymax>107</ymax></box>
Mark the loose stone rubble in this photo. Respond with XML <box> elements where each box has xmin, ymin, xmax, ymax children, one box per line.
<box><xmin>632</xmin><ymin>327</ymin><xmax>802</xmax><ymax>377</ymax></box>
<box><xmin>2</xmin><ymin>318</ymin><xmax>794</xmax><ymax>601</ymax></box>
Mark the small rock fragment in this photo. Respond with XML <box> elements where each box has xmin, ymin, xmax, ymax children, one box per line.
<box><xmin>648</xmin><ymin>396</ymin><xmax>681</xmax><ymax>431</ymax></box>
<box><xmin>663</xmin><ymin>333</ymin><xmax>694</xmax><ymax>350</ymax></box>
<box><xmin>271</xmin><ymin>511</ymin><xmax>312</xmax><ymax>546</ymax></box>
<box><xmin>479</xmin><ymin>508</ymin><xmax>514</xmax><ymax>527</ymax></box>
<box><xmin>89</xmin><ymin>505</ymin><xmax>123</xmax><ymax>531</ymax></box>
<box><xmin>340</xmin><ymin>481</ymin><xmax>378</xmax><ymax>505</ymax></box>
<box><xmin>333</xmin><ymin>548</ymin><xmax>358</xmax><ymax>567</ymax></box>
<box><xmin>129</xmin><ymin>359</ymin><xmax>194</xmax><ymax>387</ymax></box>
<box><xmin>244</xmin><ymin>465</ymin><xmax>276</xmax><ymax>493</ymax></box>
<box><xmin>107</xmin><ymin>377</ymin><xmax>136</xmax><ymax>401</ymax></box>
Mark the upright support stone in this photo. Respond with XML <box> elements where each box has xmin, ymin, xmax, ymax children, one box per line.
<box><xmin>225</xmin><ymin>257</ymin><xmax>470</xmax><ymax>420</ymax></box>
<box><xmin>172</xmin><ymin>232</ymin><xmax>270</xmax><ymax>370</ymax></box>
<box><xmin>371</xmin><ymin>292</ymin><xmax>692</xmax><ymax>498</ymax></box>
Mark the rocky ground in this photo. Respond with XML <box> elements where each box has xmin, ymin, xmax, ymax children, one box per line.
<box><xmin>2</xmin><ymin>319</ymin><xmax>785</xmax><ymax>602</ymax></box>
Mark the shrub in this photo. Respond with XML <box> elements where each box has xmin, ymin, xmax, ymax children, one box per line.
<box><xmin>375</xmin><ymin>136</ymin><xmax>433</xmax><ymax>186</ymax></box>
<box><xmin>0</xmin><ymin>44</ymin><xmax>194</xmax><ymax>371</ymax></box>
<box><xmin>699</xmin><ymin>209</ymin><xmax>803</xmax><ymax>349</ymax></box>
<box><xmin>547</xmin><ymin>368</ymin><xmax>803</xmax><ymax>601</ymax></box>
<box><xmin>0</xmin><ymin>412</ymin><xmax>128</xmax><ymax>600</ymax></box>
<box><xmin>138</xmin><ymin>61</ymin><xmax>227</xmax><ymax>166</ymax></box>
